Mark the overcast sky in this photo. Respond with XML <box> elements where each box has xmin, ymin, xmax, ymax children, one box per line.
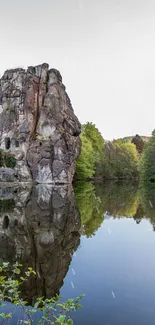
<box><xmin>0</xmin><ymin>0</ymin><xmax>155</xmax><ymax>139</ymax></box>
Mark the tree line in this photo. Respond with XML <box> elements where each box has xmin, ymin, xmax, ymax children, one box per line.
<box><xmin>75</xmin><ymin>122</ymin><xmax>155</xmax><ymax>182</ymax></box>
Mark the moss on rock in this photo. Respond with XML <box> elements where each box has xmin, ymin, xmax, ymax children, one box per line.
<box><xmin>0</xmin><ymin>149</ymin><xmax>16</xmax><ymax>169</ymax></box>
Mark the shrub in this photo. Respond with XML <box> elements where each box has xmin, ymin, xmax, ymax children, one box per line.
<box><xmin>4</xmin><ymin>153</ymin><xmax>16</xmax><ymax>169</ymax></box>
<box><xmin>0</xmin><ymin>149</ymin><xmax>16</xmax><ymax>169</ymax></box>
<box><xmin>0</xmin><ymin>262</ymin><xmax>83</xmax><ymax>325</ymax></box>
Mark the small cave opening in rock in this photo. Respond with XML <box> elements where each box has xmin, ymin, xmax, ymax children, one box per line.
<box><xmin>14</xmin><ymin>219</ymin><xmax>18</xmax><ymax>226</ymax></box>
<box><xmin>3</xmin><ymin>215</ymin><xmax>9</xmax><ymax>229</ymax></box>
<box><xmin>15</xmin><ymin>140</ymin><xmax>19</xmax><ymax>148</ymax></box>
<box><xmin>40</xmin><ymin>142</ymin><xmax>42</xmax><ymax>146</ymax></box>
<box><xmin>5</xmin><ymin>137</ymin><xmax>11</xmax><ymax>150</ymax></box>
<box><xmin>73</xmin><ymin>130</ymin><xmax>80</xmax><ymax>136</ymax></box>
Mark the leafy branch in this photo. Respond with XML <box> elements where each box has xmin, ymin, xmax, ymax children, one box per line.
<box><xmin>0</xmin><ymin>262</ymin><xmax>83</xmax><ymax>325</ymax></box>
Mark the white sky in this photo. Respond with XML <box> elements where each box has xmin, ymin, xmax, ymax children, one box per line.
<box><xmin>0</xmin><ymin>0</ymin><xmax>155</xmax><ymax>139</ymax></box>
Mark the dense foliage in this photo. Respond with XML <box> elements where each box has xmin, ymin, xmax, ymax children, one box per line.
<box><xmin>75</xmin><ymin>123</ymin><xmax>140</xmax><ymax>180</ymax></box>
<box><xmin>75</xmin><ymin>123</ymin><xmax>104</xmax><ymax>179</ymax></box>
<box><xmin>140</xmin><ymin>130</ymin><xmax>155</xmax><ymax>182</ymax></box>
<box><xmin>102</xmin><ymin>140</ymin><xmax>139</xmax><ymax>179</ymax></box>
<box><xmin>75</xmin><ymin>134</ymin><xmax>95</xmax><ymax>179</ymax></box>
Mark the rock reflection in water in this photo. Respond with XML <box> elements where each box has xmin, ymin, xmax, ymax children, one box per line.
<box><xmin>0</xmin><ymin>184</ymin><xmax>81</xmax><ymax>305</ymax></box>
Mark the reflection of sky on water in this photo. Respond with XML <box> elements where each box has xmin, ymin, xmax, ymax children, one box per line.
<box><xmin>61</xmin><ymin>218</ymin><xmax>155</xmax><ymax>325</ymax></box>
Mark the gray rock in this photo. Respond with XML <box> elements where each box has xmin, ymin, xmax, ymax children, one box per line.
<box><xmin>0</xmin><ymin>168</ymin><xmax>17</xmax><ymax>182</ymax></box>
<box><xmin>0</xmin><ymin>63</ymin><xmax>81</xmax><ymax>183</ymax></box>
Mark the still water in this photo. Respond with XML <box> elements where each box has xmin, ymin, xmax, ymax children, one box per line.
<box><xmin>0</xmin><ymin>181</ymin><xmax>155</xmax><ymax>325</ymax></box>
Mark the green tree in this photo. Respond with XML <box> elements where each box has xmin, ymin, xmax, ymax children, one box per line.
<box><xmin>76</xmin><ymin>122</ymin><xmax>105</xmax><ymax>180</ymax></box>
<box><xmin>83</xmin><ymin>123</ymin><xmax>104</xmax><ymax>177</ymax></box>
<box><xmin>101</xmin><ymin>141</ymin><xmax>139</xmax><ymax>179</ymax></box>
<box><xmin>82</xmin><ymin>122</ymin><xmax>104</xmax><ymax>155</ymax></box>
<box><xmin>76</xmin><ymin>122</ymin><xmax>140</xmax><ymax>180</ymax></box>
<box><xmin>131</xmin><ymin>134</ymin><xmax>144</xmax><ymax>154</ymax></box>
<box><xmin>75</xmin><ymin>134</ymin><xmax>95</xmax><ymax>179</ymax></box>
<box><xmin>140</xmin><ymin>129</ymin><xmax>155</xmax><ymax>182</ymax></box>
<box><xmin>118</xmin><ymin>142</ymin><xmax>139</xmax><ymax>178</ymax></box>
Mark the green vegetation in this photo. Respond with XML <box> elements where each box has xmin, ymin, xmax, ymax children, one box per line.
<box><xmin>121</xmin><ymin>130</ymin><xmax>155</xmax><ymax>184</ymax></box>
<box><xmin>76</xmin><ymin>123</ymin><xmax>104</xmax><ymax>180</ymax></box>
<box><xmin>75</xmin><ymin>134</ymin><xmax>95</xmax><ymax>179</ymax></box>
<box><xmin>0</xmin><ymin>262</ymin><xmax>83</xmax><ymax>325</ymax></box>
<box><xmin>101</xmin><ymin>140</ymin><xmax>139</xmax><ymax>179</ymax></box>
<box><xmin>140</xmin><ymin>130</ymin><xmax>155</xmax><ymax>182</ymax></box>
<box><xmin>4</xmin><ymin>153</ymin><xmax>16</xmax><ymax>168</ymax></box>
<box><xmin>75</xmin><ymin>122</ymin><xmax>155</xmax><ymax>182</ymax></box>
<box><xmin>119</xmin><ymin>135</ymin><xmax>150</xmax><ymax>143</ymax></box>
<box><xmin>0</xmin><ymin>149</ymin><xmax>16</xmax><ymax>169</ymax></box>
<box><xmin>131</xmin><ymin>134</ymin><xmax>144</xmax><ymax>154</ymax></box>
<box><xmin>75</xmin><ymin>123</ymin><xmax>140</xmax><ymax>180</ymax></box>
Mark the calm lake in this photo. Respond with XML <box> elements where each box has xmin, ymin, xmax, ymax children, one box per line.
<box><xmin>0</xmin><ymin>181</ymin><xmax>155</xmax><ymax>325</ymax></box>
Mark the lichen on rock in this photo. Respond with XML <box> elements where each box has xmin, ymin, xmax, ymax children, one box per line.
<box><xmin>0</xmin><ymin>63</ymin><xmax>81</xmax><ymax>183</ymax></box>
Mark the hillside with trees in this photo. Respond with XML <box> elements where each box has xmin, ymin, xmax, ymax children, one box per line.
<box><xmin>75</xmin><ymin>122</ymin><xmax>155</xmax><ymax>183</ymax></box>
<box><xmin>119</xmin><ymin>136</ymin><xmax>150</xmax><ymax>143</ymax></box>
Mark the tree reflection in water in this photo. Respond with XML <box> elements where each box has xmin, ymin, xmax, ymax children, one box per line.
<box><xmin>75</xmin><ymin>181</ymin><xmax>155</xmax><ymax>236</ymax></box>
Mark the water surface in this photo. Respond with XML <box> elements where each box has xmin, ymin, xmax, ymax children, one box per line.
<box><xmin>0</xmin><ymin>181</ymin><xmax>155</xmax><ymax>325</ymax></box>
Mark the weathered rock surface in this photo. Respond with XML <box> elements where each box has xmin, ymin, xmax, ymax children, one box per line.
<box><xmin>0</xmin><ymin>64</ymin><xmax>81</xmax><ymax>183</ymax></box>
<box><xmin>0</xmin><ymin>184</ymin><xmax>81</xmax><ymax>304</ymax></box>
<box><xmin>0</xmin><ymin>168</ymin><xmax>17</xmax><ymax>182</ymax></box>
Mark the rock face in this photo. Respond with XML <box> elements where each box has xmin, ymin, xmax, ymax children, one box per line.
<box><xmin>0</xmin><ymin>184</ymin><xmax>81</xmax><ymax>304</ymax></box>
<box><xmin>0</xmin><ymin>64</ymin><xmax>81</xmax><ymax>183</ymax></box>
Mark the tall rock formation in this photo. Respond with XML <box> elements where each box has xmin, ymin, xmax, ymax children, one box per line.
<box><xmin>0</xmin><ymin>63</ymin><xmax>81</xmax><ymax>183</ymax></box>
